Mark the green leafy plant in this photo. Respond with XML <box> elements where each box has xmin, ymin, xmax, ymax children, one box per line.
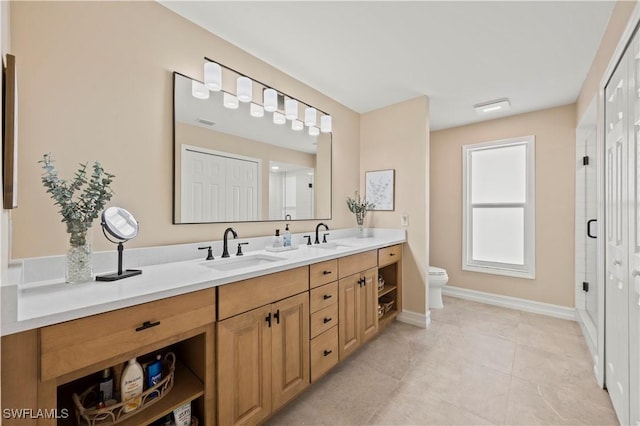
<box><xmin>346</xmin><ymin>190</ymin><xmax>375</xmax><ymax>226</ymax></box>
<box><xmin>39</xmin><ymin>153</ymin><xmax>115</xmax><ymax>247</ymax></box>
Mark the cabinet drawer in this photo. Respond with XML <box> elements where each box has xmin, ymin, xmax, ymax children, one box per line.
<box><xmin>338</xmin><ymin>250</ymin><xmax>377</xmax><ymax>278</ymax></box>
<box><xmin>310</xmin><ymin>282</ymin><xmax>338</xmax><ymax>313</ymax></box>
<box><xmin>40</xmin><ymin>288</ymin><xmax>216</xmax><ymax>381</ymax></box>
<box><xmin>310</xmin><ymin>259</ymin><xmax>338</xmax><ymax>288</ymax></box>
<box><xmin>310</xmin><ymin>304</ymin><xmax>338</xmax><ymax>338</ymax></box>
<box><xmin>310</xmin><ymin>326</ymin><xmax>338</xmax><ymax>382</ymax></box>
<box><xmin>378</xmin><ymin>245</ymin><xmax>402</xmax><ymax>268</ymax></box>
<box><xmin>218</xmin><ymin>267</ymin><xmax>309</xmax><ymax>320</ymax></box>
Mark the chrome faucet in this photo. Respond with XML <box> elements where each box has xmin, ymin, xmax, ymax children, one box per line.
<box><xmin>222</xmin><ymin>227</ymin><xmax>238</xmax><ymax>258</ymax></box>
<box><xmin>314</xmin><ymin>223</ymin><xmax>329</xmax><ymax>244</ymax></box>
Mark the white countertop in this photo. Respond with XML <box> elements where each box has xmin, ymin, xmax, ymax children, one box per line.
<box><xmin>1</xmin><ymin>229</ymin><xmax>406</xmax><ymax>336</ymax></box>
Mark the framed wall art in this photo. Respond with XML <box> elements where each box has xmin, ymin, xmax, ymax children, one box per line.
<box><xmin>365</xmin><ymin>169</ymin><xmax>395</xmax><ymax>211</ymax></box>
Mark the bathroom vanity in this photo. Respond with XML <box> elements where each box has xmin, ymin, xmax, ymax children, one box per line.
<box><xmin>0</xmin><ymin>231</ymin><xmax>404</xmax><ymax>425</ymax></box>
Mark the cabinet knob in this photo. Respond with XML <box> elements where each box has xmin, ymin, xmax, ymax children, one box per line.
<box><xmin>323</xmin><ymin>349</ymin><xmax>332</xmax><ymax>357</ymax></box>
<box><xmin>389</xmin><ymin>253</ymin><xmax>396</xmax><ymax>257</ymax></box>
<box><xmin>323</xmin><ymin>294</ymin><xmax>333</xmax><ymax>300</ymax></box>
<box><xmin>322</xmin><ymin>270</ymin><xmax>332</xmax><ymax>275</ymax></box>
<box><xmin>323</xmin><ymin>317</ymin><xmax>332</xmax><ymax>324</ymax></box>
<box><xmin>265</xmin><ymin>312</ymin><xmax>272</xmax><ymax>327</ymax></box>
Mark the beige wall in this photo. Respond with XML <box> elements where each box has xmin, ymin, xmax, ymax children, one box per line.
<box><xmin>361</xmin><ymin>96</ymin><xmax>430</xmax><ymax>315</ymax></box>
<box><xmin>10</xmin><ymin>1</ymin><xmax>360</xmax><ymax>258</ymax></box>
<box><xmin>577</xmin><ymin>1</ymin><xmax>637</xmax><ymax>122</ymax></box>
<box><xmin>430</xmin><ymin>104</ymin><xmax>576</xmax><ymax>307</ymax></box>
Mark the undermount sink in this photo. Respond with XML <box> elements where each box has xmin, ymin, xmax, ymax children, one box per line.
<box><xmin>313</xmin><ymin>241</ymin><xmax>352</xmax><ymax>250</ymax></box>
<box><xmin>200</xmin><ymin>253</ymin><xmax>285</xmax><ymax>272</ymax></box>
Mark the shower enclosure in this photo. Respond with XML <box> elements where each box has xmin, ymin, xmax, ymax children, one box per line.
<box><xmin>575</xmin><ymin>99</ymin><xmax>599</xmax><ymax>357</ymax></box>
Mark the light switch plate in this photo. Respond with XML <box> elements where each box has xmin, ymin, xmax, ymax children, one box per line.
<box><xmin>400</xmin><ymin>212</ymin><xmax>409</xmax><ymax>227</ymax></box>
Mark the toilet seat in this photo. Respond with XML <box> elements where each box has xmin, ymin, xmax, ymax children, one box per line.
<box><xmin>429</xmin><ymin>266</ymin><xmax>447</xmax><ymax>276</ymax></box>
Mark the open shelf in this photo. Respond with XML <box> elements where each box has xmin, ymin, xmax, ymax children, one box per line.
<box><xmin>68</xmin><ymin>361</ymin><xmax>204</xmax><ymax>426</ymax></box>
<box><xmin>378</xmin><ymin>310</ymin><xmax>398</xmax><ymax>331</ymax></box>
<box><xmin>378</xmin><ymin>284</ymin><xmax>397</xmax><ymax>298</ymax></box>
<box><xmin>117</xmin><ymin>361</ymin><xmax>204</xmax><ymax>426</ymax></box>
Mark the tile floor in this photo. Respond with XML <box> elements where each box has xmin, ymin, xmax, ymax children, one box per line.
<box><xmin>266</xmin><ymin>296</ymin><xmax>619</xmax><ymax>425</ymax></box>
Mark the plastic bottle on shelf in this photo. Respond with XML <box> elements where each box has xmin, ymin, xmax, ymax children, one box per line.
<box><xmin>121</xmin><ymin>358</ymin><xmax>144</xmax><ymax>413</ymax></box>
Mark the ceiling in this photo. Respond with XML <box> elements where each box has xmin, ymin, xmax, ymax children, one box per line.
<box><xmin>160</xmin><ymin>1</ymin><xmax>615</xmax><ymax>131</ymax></box>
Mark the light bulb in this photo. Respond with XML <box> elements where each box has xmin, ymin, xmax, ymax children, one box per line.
<box><xmin>223</xmin><ymin>92</ymin><xmax>239</xmax><ymax>109</ymax></box>
<box><xmin>204</xmin><ymin>62</ymin><xmax>222</xmax><ymax>91</ymax></box>
<box><xmin>250</xmin><ymin>103</ymin><xmax>264</xmax><ymax>117</ymax></box>
<box><xmin>273</xmin><ymin>111</ymin><xmax>285</xmax><ymax>124</ymax></box>
<box><xmin>320</xmin><ymin>115</ymin><xmax>332</xmax><ymax>133</ymax></box>
<box><xmin>191</xmin><ymin>81</ymin><xmax>209</xmax><ymax>99</ymax></box>
<box><xmin>304</xmin><ymin>107</ymin><xmax>317</xmax><ymax>127</ymax></box>
<box><xmin>237</xmin><ymin>76</ymin><xmax>252</xmax><ymax>103</ymax></box>
<box><xmin>292</xmin><ymin>120</ymin><xmax>303</xmax><ymax>131</ymax></box>
<box><xmin>285</xmin><ymin>99</ymin><xmax>298</xmax><ymax>120</ymax></box>
<box><xmin>264</xmin><ymin>88</ymin><xmax>278</xmax><ymax>112</ymax></box>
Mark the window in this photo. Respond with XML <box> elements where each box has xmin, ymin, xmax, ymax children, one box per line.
<box><xmin>462</xmin><ymin>136</ymin><xmax>535</xmax><ymax>278</ymax></box>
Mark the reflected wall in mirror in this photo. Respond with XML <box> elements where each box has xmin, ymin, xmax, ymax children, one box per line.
<box><xmin>173</xmin><ymin>72</ymin><xmax>332</xmax><ymax>223</ymax></box>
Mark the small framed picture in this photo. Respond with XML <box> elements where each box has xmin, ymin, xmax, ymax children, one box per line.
<box><xmin>365</xmin><ymin>169</ymin><xmax>395</xmax><ymax>211</ymax></box>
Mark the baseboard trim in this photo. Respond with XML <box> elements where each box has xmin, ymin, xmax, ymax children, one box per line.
<box><xmin>442</xmin><ymin>285</ymin><xmax>576</xmax><ymax>321</ymax></box>
<box><xmin>397</xmin><ymin>310</ymin><xmax>430</xmax><ymax>328</ymax></box>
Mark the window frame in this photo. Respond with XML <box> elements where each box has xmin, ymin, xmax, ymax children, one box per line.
<box><xmin>462</xmin><ymin>136</ymin><xmax>536</xmax><ymax>279</ymax></box>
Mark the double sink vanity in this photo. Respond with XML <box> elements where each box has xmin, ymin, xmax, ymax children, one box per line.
<box><xmin>1</xmin><ymin>228</ymin><xmax>405</xmax><ymax>425</ymax></box>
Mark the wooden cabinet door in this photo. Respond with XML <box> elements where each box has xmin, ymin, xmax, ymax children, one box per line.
<box><xmin>360</xmin><ymin>267</ymin><xmax>379</xmax><ymax>343</ymax></box>
<box><xmin>271</xmin><ymin>292</ymin><xmax>310</xmax><ymax>411</ymax></box>
<box><xmin>339</xmin><ymin>274</ymin><xmax>361</xmax><ymax>359</ymax></box>
<box><xmin>218</xmin><ymin>305</ymin><xmax>272</xmax><ymax>426</ymax></box>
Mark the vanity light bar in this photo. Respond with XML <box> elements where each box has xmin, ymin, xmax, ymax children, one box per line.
<box><xmin>203</xmin><ymin>58</ymin><xmax>332</xmax><ymax>132</ymax></box>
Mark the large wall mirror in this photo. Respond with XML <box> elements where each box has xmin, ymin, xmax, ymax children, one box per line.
<box><xmin>173</xmin><ymin>71</ymin><xmax>332</xmax><ymax>224</ymax></box>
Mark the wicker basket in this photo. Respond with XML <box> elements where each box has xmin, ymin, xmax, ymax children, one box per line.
<box><xmin>73</xmin><ymin>352</ymin><xmax>176</xmax><ymax>426</ymax></box>
<box><xmin>379</xmin><ymin>295</ymin><xmax>395</xmax><ymax>313</ymax></box>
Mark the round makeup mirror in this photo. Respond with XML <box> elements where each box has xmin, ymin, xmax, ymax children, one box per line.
<box><xmin>96</xmin><ymin>207</ymin><xmax>142</xmax><ymax>282</ymax></box>
<box><xmin>102</xmin><ymin>206</ymin><xmax>139</xmax><ymax>241</ymax></box>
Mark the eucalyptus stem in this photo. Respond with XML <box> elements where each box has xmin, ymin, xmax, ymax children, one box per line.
<box><xmin>346</xmin><ymin>190</ymin><xmax>375</xmax><ymax>226</ymax></box>
<box><xmin>39</xmin><ymin>153</ymin><xmax>115</xmax><ymax>246</ymax></box>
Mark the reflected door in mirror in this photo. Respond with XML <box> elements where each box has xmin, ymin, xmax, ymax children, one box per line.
<box><xmin>182</xmin><ymin>147</ymin><xmax>259</xmax><ymax>222</ymax></box>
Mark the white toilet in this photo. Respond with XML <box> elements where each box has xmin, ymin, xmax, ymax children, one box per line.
<box><xmin>428</xmin><ymin>266</ymin><xmax>449</xmax><ymax>309</ymax></box>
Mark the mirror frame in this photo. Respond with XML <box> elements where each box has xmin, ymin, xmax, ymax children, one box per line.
<box><xmin>172</xmin><ymin>69</ymin><xmax>333</xmax><ymax>224</ymax></box>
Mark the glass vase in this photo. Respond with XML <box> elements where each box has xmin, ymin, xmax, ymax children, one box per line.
<box><xmin>66</xmin><ymin>231</ymin><xmax>92</xmax><ymax>283</ymax></box>
<box><xmin>356</xmin><ymin>215</ymin><xmax>366</xmax><ymax>238</ymax></box>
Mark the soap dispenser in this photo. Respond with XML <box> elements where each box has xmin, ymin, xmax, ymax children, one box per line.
<box><xmin>273</xmin><ymin>229</ymin><xmax>283</xmax><ymax>248</ymax></box>
<box><xmin>283</xmin><ymin>224</ymin><xmax>291</xmax><ymax>247</ymax></box>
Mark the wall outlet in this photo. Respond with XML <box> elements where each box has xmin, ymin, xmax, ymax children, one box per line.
<box><xmin>400</xmin><ymin>212</ymin><xmax>409</xmax><ymax>227</ymax></box>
